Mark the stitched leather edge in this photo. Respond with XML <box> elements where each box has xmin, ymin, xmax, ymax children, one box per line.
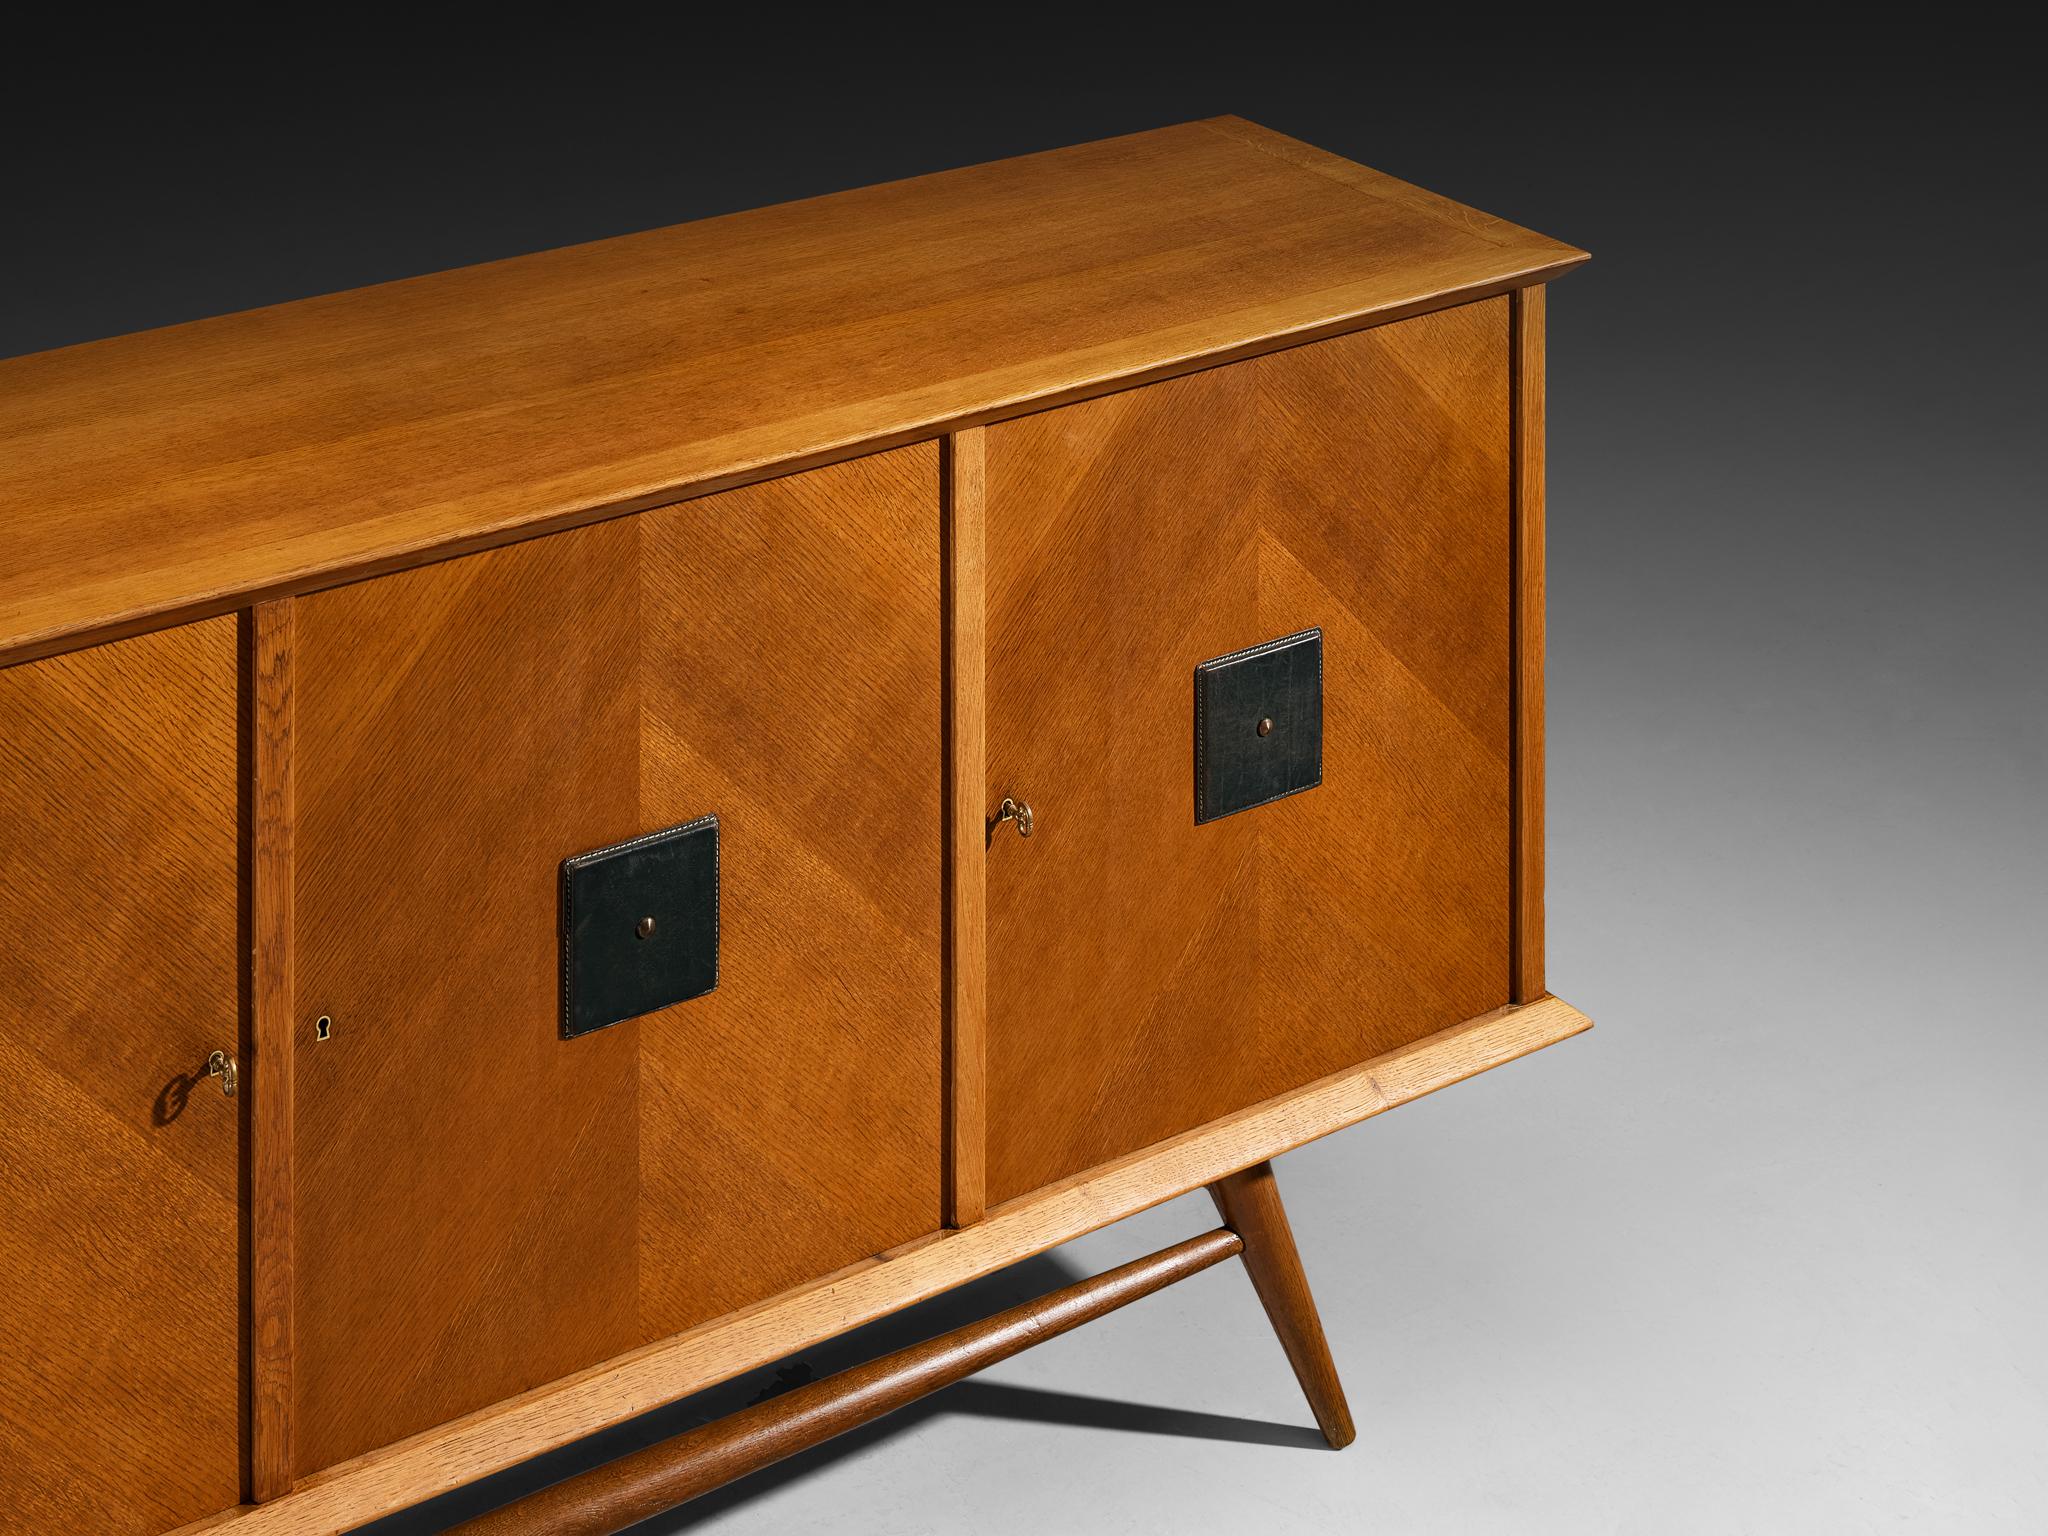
<box><xmin>558</xmin><ymin>813</ymin><xmax>720</xmax><ymax>1038</ymax></box>
<box><xmin>1193</xmin><ymin>626</ymin><xmax>1322</xmax><ymax>825</ymax></box>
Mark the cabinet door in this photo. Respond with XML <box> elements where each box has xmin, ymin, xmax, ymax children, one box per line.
<box><xmin>985</xmin><ymin>300</ymin><xmax>1512</xmax><ymax>1202</ymax></box>
<box><xmin>292</xmin><ymin>444</ymin><xmax>943</xmax><ymax>1474</ymax></box>
<box><xmin>0</xmin><ymin>620</ymin><xmax>243</xmax><ymax>1532</ymax></box>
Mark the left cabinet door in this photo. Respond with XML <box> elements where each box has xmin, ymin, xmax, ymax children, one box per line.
<box><xmin>289</xmin><ymin>443</ymin><xmax>946</xmax><ymax>1477</ymax></box>
<box><xmin>0</xmin><ymin>619</ymin><xmax>244</xmax><ymax>1533</ymax></box>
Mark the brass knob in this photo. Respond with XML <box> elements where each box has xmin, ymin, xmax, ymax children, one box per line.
<box><xmin>205</xmin><ymin>1049</ymin><xmax>238</xmax><ymax>1098</ymax></box>
<box><xmin>994</xmin><ymin>796</ymin><xmax>1035</xmax><ymax>838</ymax></box>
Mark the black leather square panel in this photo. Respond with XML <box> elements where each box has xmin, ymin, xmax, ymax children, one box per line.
<box><xmin>559</xmin><ymin>815</ymin><xmax>719</xmax><ymax>1038</ymax></box>
<box><xmin>1194</xmin><ymin>628</ymin><xmax>1322</xmax><ymax>824</ymax></box>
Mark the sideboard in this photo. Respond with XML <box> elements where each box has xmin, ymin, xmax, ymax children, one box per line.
<box><xmin>0</xmin><ymin>117</ymin><xmax>1589</xmax><ymax>1534</ymax></box>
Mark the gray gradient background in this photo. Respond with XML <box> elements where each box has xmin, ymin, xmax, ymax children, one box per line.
<box><xmin>9</xmin><ymin>43</ymin><xmax>2041</xmax><ymax>1533</ymax></box>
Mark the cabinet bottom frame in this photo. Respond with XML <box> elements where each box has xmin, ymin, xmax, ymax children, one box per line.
<box><xmin>177</xmin><ymin>993</ymin><xmax>1591</xmax><ymax>1536</ymax></box>
<box><xmin>441</xmin><ymin>1227</ymin><xmax>1248</xmax><ymax>1534</ymax></box>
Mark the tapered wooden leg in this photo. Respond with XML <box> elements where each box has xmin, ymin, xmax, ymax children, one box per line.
<box><xmin>1208</xmin><ymin>1160</ymin><xmax>1357</xmax><ymax>1449</ymax></box>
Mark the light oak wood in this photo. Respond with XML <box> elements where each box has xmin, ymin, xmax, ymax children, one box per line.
<box><xmin>1202</xmin><ymin>117</ymin><xmax>1547</xmax><ymax>250</ymax></box>
<box><xmin>171</xmin><ymin>994</ymin><xmax>1587</xmax><ymax>1536</ymax></box>
<box><xmin>944</xmin><ymin>428</ymin><xmax>989</xmax><ymax>1228</ymax></box>
<box><xmin>0</xmin><ymin>619</ymin><xmax>244</xmax><ymax>1534</ymax></box>
<box><xmin>1511</xmin><ymin>286</ymin><xmax>1547</xmax><ymax>1003</ymax></box>
<box><xmin>0</xmin><ymin>120</ymin><xmax>1586</xmax><ymax>1533</ymax></box>
<box><xmin>0</xmin><ymin>118</ymin><xmax>1585</xmax><ymax>671</ymax></box>
<box><xmin>290</xmin><ymin>516</ymin><xmax>644</xmax><ymax>1477</ymax></box>
<box><xmin>1209</xmin><ymin>1161</ymin><xmax>1355</xmax><ymax>1449</ymax></box>
<box><xmin>288</xmin><ymin>445</ymin><xmax>942</xmax><ymax>1476</ymax></box>
<box><xmin>986</xmin><ymin>301</ymin><xmax>1513</xmax><ymax>1202</ymax></box>
<box><xmin>445</xmin><ymin>1229</ymin><xmax>1245</xmax><ymax>1535</ymax></box>
<box><xmin>634</xmin><ymin>444</ymin><xmax>944</xmax><ymax>1342</ymax></box>
<box><xmin>249</xmin><ymin>599</ymin><xmax>297</xmax><ymax>1500</ymax></box>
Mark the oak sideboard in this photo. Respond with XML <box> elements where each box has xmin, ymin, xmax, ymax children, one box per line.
<box><xmin>0</xmin><ymin>117</ymin><xmax>1590</xmax><ymax>1534</ymax></box>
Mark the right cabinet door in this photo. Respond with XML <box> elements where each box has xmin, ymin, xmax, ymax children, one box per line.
<box><xmin>985</xmin><ymin>298</ymin><xmax>1512</xmax><ymax>1203</ymax></box>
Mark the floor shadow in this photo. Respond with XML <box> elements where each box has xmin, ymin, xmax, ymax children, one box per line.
<box><xmin>367</xmin><ymin>1254</ymin><xmax>1085</xmax><ymax>1535</ymax></box>
<box><xmin>370</xmin><ymin>1247</ymin><xmax>1317</xmax><ymax>1535</ymax></box>
<box><xmin>941</xmin><ymin>1380</ymin><xmax>1324</xmax><ymax>1449</ymax></box>
<box><xmin>633</xmin><ymin>1381</ymin><xmax>1318</xmax><ymax>1533</ymax></box>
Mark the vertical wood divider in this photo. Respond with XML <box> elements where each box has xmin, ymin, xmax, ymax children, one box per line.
<box><xmin>1510</xmin><ymin>286</ymin><xmax>1547</xmax><ymax>1003</ymax></box>
<box><xmin>942</xmin><ymin>429</ymin><xmax>989</xmax><ymax>1228</ymax></box>
<box><xmin>250</xmin><ymin>598</ymin><xmax>297</xmax><ymax>1497</ymax></box>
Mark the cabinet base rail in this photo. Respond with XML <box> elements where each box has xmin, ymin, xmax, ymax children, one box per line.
<box><xmin>436</xmin><ymin>1160</ymin><xmax>1347</xmax><ymax>1535</ymax></box>
<box><xmin>167</xmin><ymin>996</ymin><xmax>1585</xmax><ymax>1536</ymax></box>
<box><xmin>444</xmin><ymin>1228</ymin><xmax>1242</xmax><ymax>1535</ymax></box>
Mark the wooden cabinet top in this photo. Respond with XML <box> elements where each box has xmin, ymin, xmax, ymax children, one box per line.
<box><xmin>0</xmin><ymin>116</ymin><xmax>1585</xmax><ymax>667</ymax></box>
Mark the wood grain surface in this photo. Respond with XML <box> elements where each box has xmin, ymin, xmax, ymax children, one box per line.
<box><xmin>444</xmin><ymin>1229</ymin><xmax>1245</xmax><ymax>1535</ymax></box>
<box><xmin>0</xmin><ymin>619</ymin><xmax>244</xmax><ymax>1532</ymax></box>
<box><xmin>170</xmin><ymin>993</ymin><xmax>1588</xmax><ymax>1536</ymax></box>
<box><xmin>291</xmin><ymin>514</ymin><xmax>645</xmax><ymax>1477</ymax></box>
<box><xmin>634</xmin><ymin>443</ymin><xmax>944</xmax><ymax>1342</ymax></box>
<box><xmin>288</xmin><ymin>445</ymin><xmax>940</xmax><ymax>1476</ymax></box>
<box><xmin>249</xmin><ymin>599</ymin><xmax>297</xmax><ymax>1500</ymax></box>
<box><xmin>985</xmin><ymin>300</ymin><xmax>1514</xmax><ymax>1202</ymax></box>
<box><xmin>0</xmin><ymin>118</ymin><xmax>1585</xmax><ymax>670</ymax></box>
<box><xmin>943</xmin><ymin>428</ymin><xmax>989</xmax><ymax>1228</ymax></box>
<box><xmin>1512</xmin><ymin>286</ymin><xmax>1547</xmax><ymax>1003</ymax></box>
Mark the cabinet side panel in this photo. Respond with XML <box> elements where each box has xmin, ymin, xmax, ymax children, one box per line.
<box><xmin>986</xmin><ymin>302</ymin><xmax>1512</xmax><ymax>1202</ymax></box>
<box><xmin>0</xmin><ymin>619</ymin><xmax>243</xmax><ymax>1532</ymax></box>
<box><xmin>635</xmin><ymin>441</ymin><xmax>945</xmax><ymax>1337</ymax></box>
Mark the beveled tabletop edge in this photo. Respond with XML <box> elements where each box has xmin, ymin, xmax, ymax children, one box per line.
<box><xmin>0</xmin><ymin>118</ymin><xmax>1587</xmax><ymax>670</ymax></box>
